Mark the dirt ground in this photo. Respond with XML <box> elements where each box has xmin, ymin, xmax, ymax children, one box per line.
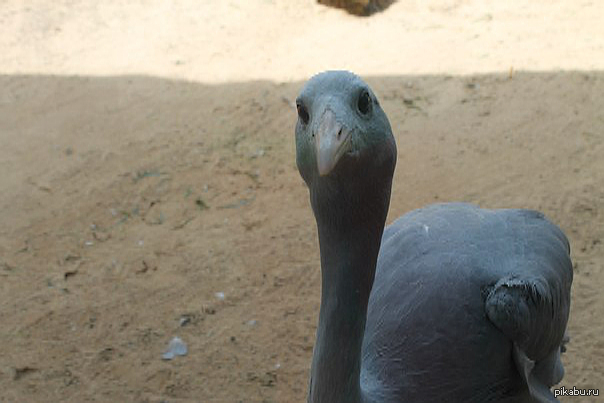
<box><xmin>1</xmin><ymin>2</ymin><xmax>603</xmax><ymax>403</ymax></box>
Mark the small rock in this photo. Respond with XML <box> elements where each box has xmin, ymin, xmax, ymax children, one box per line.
<box><xmin>179</xmin><ymin>316</ymin><xmax>191</xmax><ymax>327</ymax></box>
<box><xmin>162</xmin><ymin>337</ymin><xmax>188</xmax><ymax>360</ymax></box>
<box><xmin>247</xmin><ymin>319</ymin><xmax>257</xmax><ymax>327</ymax></box>
<box><xmin>215</xmin><ymin>292</ymin><xmax>225</xmax><ymax>300</ymax></box>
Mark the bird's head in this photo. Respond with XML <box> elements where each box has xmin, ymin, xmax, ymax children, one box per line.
<box><xmin>295</xmin><ymin>71</ymin><xmax>397</xmax><ymax>226</ymax></box>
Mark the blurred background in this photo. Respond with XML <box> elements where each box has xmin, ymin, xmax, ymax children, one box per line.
<box><xmin>1</xmin><ymin>1</ymin><xmax>603</xmax><ymax>402</ymax></box>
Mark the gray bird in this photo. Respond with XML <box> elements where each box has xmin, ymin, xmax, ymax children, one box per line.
<box><xmin>295</xmin><ymin>71</ymin><xmax>572</xmax><ymax>403</ymax></box>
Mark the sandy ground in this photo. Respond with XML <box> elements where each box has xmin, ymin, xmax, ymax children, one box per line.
<box><xmin>1</xmin><ymin>1</ymin><xmax>603</xmax><ymax>402</ymax></box>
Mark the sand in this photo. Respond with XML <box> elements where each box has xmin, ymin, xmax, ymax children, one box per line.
<box><xmin>0</xmin><ymin>1</ymin><xmax>603</xmax><ymax>402</ymax></box>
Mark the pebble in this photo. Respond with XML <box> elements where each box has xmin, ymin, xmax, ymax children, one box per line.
<box><xmin>162</xmin><ymin>337</ymin><xmax>188</xmax><ymax>360</ymax></box>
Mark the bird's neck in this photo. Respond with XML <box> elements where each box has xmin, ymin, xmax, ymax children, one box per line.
<box><xmin>309</xmin><ymin>195</ymin><xmax>389</xmax><ymax>403</ymax></box>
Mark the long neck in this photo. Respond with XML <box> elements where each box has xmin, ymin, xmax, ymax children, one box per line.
<box><xmin>308</xmin><ymin>182</ymin><xmax>390</xmax><ymax>403</ymax></box>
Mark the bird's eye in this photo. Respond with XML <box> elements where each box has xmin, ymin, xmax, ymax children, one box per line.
<box><xmin>297</xmin><ymin>103</ymin><xmax>310</xmax><ymax>125</ymax></box>
<box><xmin>357</xmin><ymin>90</ymin><xmax>372</xmax><ymax>115</ymax></box>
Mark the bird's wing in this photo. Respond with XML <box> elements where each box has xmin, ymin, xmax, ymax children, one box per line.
<box><xmin>484</xmin><ymin>214</ymin><xmax>573</xmax><ymax>403</ymax></box>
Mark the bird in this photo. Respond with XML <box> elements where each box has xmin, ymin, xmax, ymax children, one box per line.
<box><xmin>294</xmin><ymin>70</ymin><xmax>573</xmax><ymax>403</ymax></box>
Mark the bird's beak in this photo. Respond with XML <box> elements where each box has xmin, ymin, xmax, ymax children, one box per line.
<box><xmin>315</xmin><ymin>108</ymin><xmax>352</xmax><ymax>176</ymax></box>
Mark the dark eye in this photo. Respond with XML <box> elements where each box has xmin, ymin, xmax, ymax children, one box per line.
<box><xmin>297</xmin><ymin>103</ymin><xmax>310</xmax><ymax>125</ymax></box>
<box><xmin>357</xmin><ymin>90</ymin><xmax>372</xmax><ymax>115</ymax></box>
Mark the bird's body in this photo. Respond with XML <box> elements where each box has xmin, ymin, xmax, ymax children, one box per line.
<box><xmin>362</xmin><ymin>203</ymin><xmax>571</xmax><ymax>402</ymax></box>
<box><xmin>294</xmin><ymin>71</ymin><xmax>573</xmax><ymax>403</ymax></box>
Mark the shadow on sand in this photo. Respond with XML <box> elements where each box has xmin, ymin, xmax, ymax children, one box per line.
<box><xmin>0</xmin><ymin>71</ymin><xmax>602</xmax><ymax>402</ymax></box>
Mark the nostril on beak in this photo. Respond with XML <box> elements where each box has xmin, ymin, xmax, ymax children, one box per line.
<box><xmin>337</xmin><ymin>127</ymin><xmax>343</xmax><ymax>140</ymax></box>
